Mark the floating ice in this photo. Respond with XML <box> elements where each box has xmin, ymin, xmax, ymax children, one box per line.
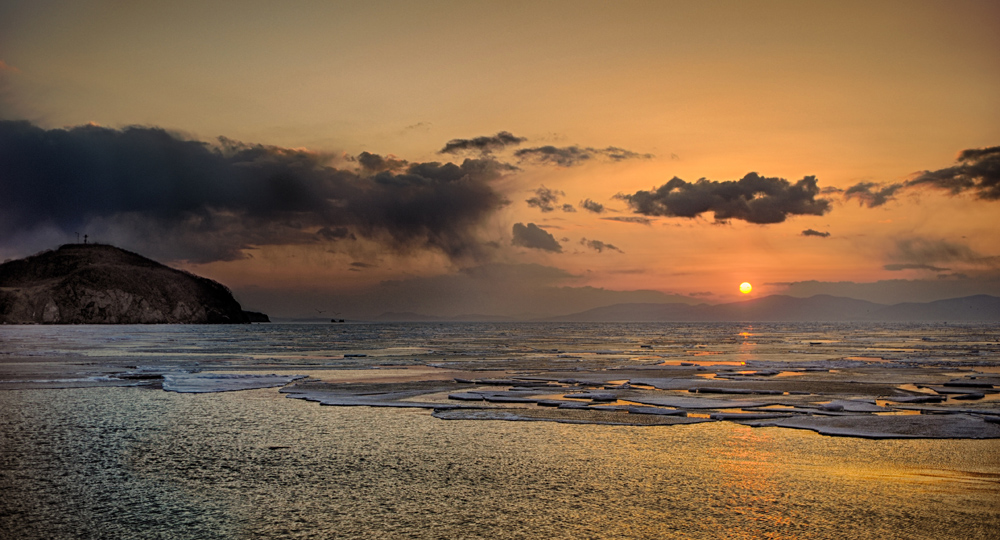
<box><xmin>162</xmin><ymin>373</ymin><xmax>306</xmax><ymax>393</ymax></box>
<box><xmin>742</xmin><ymin>414</ymin><xmax>1000</xmax><ymax>439</ymax></box>
<box><xmin>819</xmin><ymin>400</ymin><xmax>890</xmax><ymax>412</ymax></box>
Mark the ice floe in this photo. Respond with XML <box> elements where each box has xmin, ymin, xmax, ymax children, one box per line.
<box><xmin>162</xmin><ymin>373</ymin><xmax>307</xmax><ymax>393</ymax></box>
<box><xmin>741</xmin><ymin>414</ymin><xmax>1000</xmax><ymax>439</ymax></box>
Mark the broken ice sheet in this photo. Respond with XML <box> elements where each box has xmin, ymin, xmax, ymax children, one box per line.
<box><xmin>162</xmin><ymin>373</ymin><xmax>307</xmax><ymax>393</ymax></box>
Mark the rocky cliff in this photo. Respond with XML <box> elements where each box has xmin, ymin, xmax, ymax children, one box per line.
<box><xmin>0</xmin><ymin>244</ymin><xmax>253</xmax><ymax>324</ymax></box>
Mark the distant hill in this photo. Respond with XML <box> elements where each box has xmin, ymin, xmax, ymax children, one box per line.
<box><xmin>544</xmin><ymin>294</ymin><xmax>1000</xmax><ymax>322</ymax></box>
<box><xmin>0</xmin><ymin>244</ymin><xmax>258</xmax><ymax>324</ymax></box>
<box><xmin>371</xmin><ymin>312</ymin><xmax>515</xmax><ymax>322</ymax></box>
<box><xmin>870</xmin><ymin>294</ymin><xmax>1000</xmax><ymax>321</ymax></box>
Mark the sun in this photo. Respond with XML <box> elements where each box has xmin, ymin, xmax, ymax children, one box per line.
<box><xmin>739</xmin><ymin>282</ymin><xmax>752</xmax><ymax>294</ymax></box>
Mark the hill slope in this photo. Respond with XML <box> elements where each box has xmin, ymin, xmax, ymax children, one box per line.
<box><xmin>0</xmin><ymin>244</ymin><xmax>250</xmax><ymax>324</ymax></box>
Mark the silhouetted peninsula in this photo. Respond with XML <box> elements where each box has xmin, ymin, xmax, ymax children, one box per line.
<box><xmin>0</xmin><ymin>244</ymin><xmax>255</xmax><ymax>324</ymax></box>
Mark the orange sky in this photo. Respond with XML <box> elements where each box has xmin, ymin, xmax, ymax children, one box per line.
<box><xmin>1</xmin><ymin>1</ymin><xmax>998</xmax><ymax>318</ymax></box>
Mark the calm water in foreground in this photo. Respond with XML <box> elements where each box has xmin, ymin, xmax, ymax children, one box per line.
<box><xmin>1</xmin><ymin>323</ymin><xmax>998</xmax><ymax>539</ymax></box>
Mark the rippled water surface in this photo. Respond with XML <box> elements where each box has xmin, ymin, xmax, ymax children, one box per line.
<box><xmin>1</xmin><ymin>323</ymin><xmax>999</xmax><ymax>538</ymax></box>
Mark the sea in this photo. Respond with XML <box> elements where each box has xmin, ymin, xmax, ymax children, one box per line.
<box><xmin>1</xmin><ymin>322</ymin><xmax>998</xmax><ymax>539</ymax></box>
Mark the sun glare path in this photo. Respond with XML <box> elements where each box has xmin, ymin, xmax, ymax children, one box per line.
<box><xmin>739</xmin><ymin>282</ymin><xmax>752</xmax><ymax>294</ymax></box>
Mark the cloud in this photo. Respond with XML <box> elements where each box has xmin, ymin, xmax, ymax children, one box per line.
<box><xmin>580</xmin><ymin>238</ymin><xmax>622</xmax><ymax>253</ymax></box>
<box><xmin>514</xmin><ymin>145</ymin><xmax>653</xmax><ymax>166</ymax></box>
<box><xmin>511</xmin><ymin>223</ymin><xmax>562</xmax><ymax>252</ymax></box>
<box><xmin>317</xmin><ymin>227</ymin><xmax>355</xmax><ymax>240</ymax></box>
<box><xmin>580</xmin><ymin>199</ymin><xmax>605</xmax><ymax>213</ymax></box>
<box><xmin>907</xmin><ymin>145</ymin><xmax>1000</xmax><ymax>200</ymax></box>
<box><xmin>890</xmin><ymin>237</ymin><xmax>999</xmax><ymax>268</ymax></box>
<box><xmin>883</xmin><ymin>263</ymin><xmax>949</xmax><ymax>272</ymax></box>
<box><xmin>350</xmin><ymin>261</ymin><xmax>376</xmax><ymax>268</ymax></box>
<box><xmin>616</xmin><ymin>173</ymin><xmax>831</xmax><ymax>224</ymax></box>
<box><xmin>561</xmin><ymin>204</ymin><xmax>576</xmax><ymax>213</ymax></box>
<box><xmin>801</xmin><ymin>229</ymin><xmax>831</xmax><ymax>237</ymax></box>
<box><xmin>601</xmin><ymin>216</ymin><xmax>652</xmax><ymax>225</ymax></box>
<box><xmin>0</xmin><ymin>60</ymin><xmax>19</xmax><ymax>73</ymax></box>
<box><xmin>843</xmin><ymin>181</ymin><xmax>904</xmax><ymax>208</ymax></box>
<box><xmin>355</xmin><ymin>151</ymin><xmax>407</xmax><ymax>174</ymax></box>
<box><xmin>439</xmin><ymin>131</ymin><xmax>526</xmax><ymax>155</ymax></box>
<box><xmin>526</xmin><ymin>185</ymin><xmax>570</xmax><ymax>213</ymax></box>
<box><xmin>839</xmin><ymin>145</ymin><xmax>1000</xmax><ymax>207</ymax></box>
<box><xmin>0</xmin><ymin>121</ymin><xmax>510</xmax><ymax>263</ymax></box>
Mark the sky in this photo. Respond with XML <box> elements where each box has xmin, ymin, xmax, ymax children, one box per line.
<box><xmin>1</xmin><ymin>0</ymin><xmax>999</xmax><ymax>319</ymax></box>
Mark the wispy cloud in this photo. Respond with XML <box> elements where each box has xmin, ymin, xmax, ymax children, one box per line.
<box><xmin>515</xmin><ymin>145</ymin><xmax>653</xmax><ymax>166</ymax></box>
<box><xmin>883</xmin><ymin>263</ymin><xmax>948</xmax><ymax>272</ymax></box>
<box><xmin>841</xmin><ymin>145</ymin><xmax>1000</xmax><ymax>207</ymax></box>
<box><xmin>601</xmin><ymin>216</ymin><xmax>652</xmax><ymax>225</ymax></box>
<box><xmin>801</xmin><ymin>229</ymin><xmax>831</xmax><ymax>237</ymax></box>
<box><xmin>907</xmin><ymin>145</ymin><xmax>1000</xmax><ymax>200</ymax></box>
<box><xmin>525</xmin><ymin>185</ymin><xmax>575</xmax><ymax>213</ymax></box>
<box><xmin>843</xmin><ymin>182</ymin><xmax>905</xmax><ymax>208</ymax></box>
<box><xmin>580</xmin><ymin>238</ymin><xmax>622</xmax><ymax>253</ymax></box>
<box><xmin>439</xmin><ymin>131</ymin><xmax>526</xmax><ymax>155</ymax></box>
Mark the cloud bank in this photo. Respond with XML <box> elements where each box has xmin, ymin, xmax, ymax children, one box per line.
<box><xmin>0</xmin><ymin>121</ymin><xmax>510</xmax><ymax>262</ymax></box>
<box><xmin>618</xmin><ymin>173</ymin><xmax>831</xmax><ymax>224</ymax></box>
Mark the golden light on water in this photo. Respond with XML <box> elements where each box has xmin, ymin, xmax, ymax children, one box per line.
<box><xmin>739</xmin><ymin>282</ymin><xmax>752</xmax><ymax>294</ymax></box>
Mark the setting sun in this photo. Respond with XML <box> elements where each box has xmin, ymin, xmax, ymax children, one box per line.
<box><xmin>739</xmin><ymin>282</ymin><xmax>752</xmax><ymax>294</ymax></box>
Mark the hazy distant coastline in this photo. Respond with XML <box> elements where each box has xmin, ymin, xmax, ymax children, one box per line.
<box><xmin>363</xmin><ymin>294</ymin><xmax>1000</xmax><ymax>323</ymax></box>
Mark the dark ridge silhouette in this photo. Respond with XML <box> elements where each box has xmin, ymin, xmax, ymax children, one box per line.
<box><xmin>243</xmin><ymin>310</ymin><xmax>271</xmax><ymax>323</ymax></box>
<box><xmin>0</xmin><ymin>244</ymin><xmax>255</xmax><ymax>324</ymax></box>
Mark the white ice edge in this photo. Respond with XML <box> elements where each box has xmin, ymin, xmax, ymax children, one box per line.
<box><xmin>162</xmin><ymin>373</ymin><xmax>307</xmax><ymax>393</ymax></box>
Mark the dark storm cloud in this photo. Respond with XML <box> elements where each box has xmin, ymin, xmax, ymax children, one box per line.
<box><xmin>526</xmin><ymin>186</ymin><xmax>567</xmax><ymax>213</ymax></box>
<box><xmin>906</xmin><ymin>145</ymin><xmax>1000</xmax><ymax>200</ymax></box>
<box><xmin>0</xmin><ymin>121</ymin><xmax>509</xmax><ymax>262</ymax></box>
<box><xmin>801</xmin><ymin>229</ymin><xmax>831</xmax><ymax>238</ymax></box>
<box><xmin>883</xmin><ymin>263</ymin><xmax>949</xmax><ymax>272</ymax></box>
<box><xmin>616</xmin><ymin>173</ymin><xmax>831</xmax><ymax>224</ymax></box>
<box><xmin>317</xmin><ymin>227</ymin><xmax>355</xmax><ymax>240</ymax></box>
<box><xmin>511</xmin><ymin>223</ymin><xmax>562</xmax><ymax>252</ymax></box>
<box><xmin>438</xmin><ymin>131</ymin><xmax>527</xmax><ymax>155</ymax></box>
<box><xmin>580</xmin><ymin>238</ymin><xmax>622</xmax><ymax>253</ymax></box>
<box><xmin>355</xmin><ymin>151</ymin><xmax>408</xmax><ymax>174</ymax></box>
<box><xmin>580</xmin><ymin>199</ymin><xmax>605</xmax><ymax>213</ymax></box>
<box><xmin>843</xmin><ymin>181</ymin><xmax>905</xmax><ymax>208</ymax></box>
<box><xmin>514</xmin><ymin>145</ymin><xmax>653</xmax><ymax>167</ymax></box>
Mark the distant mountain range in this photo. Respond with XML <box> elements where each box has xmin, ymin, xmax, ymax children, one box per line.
<box><xmin>372</xmin><ymin>294</ymin><xmax>1000</xmax><ymax>322</ymax></box>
